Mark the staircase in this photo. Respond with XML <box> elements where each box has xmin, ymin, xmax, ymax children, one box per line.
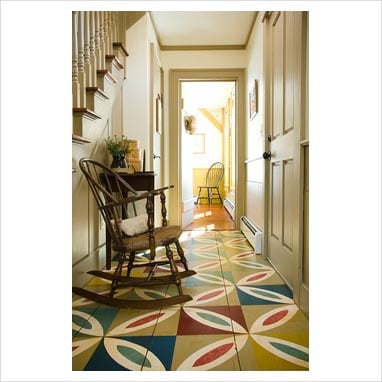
<box><xmin>72</xmin><ymin>12</ymin><xmax>129</xmax><ymax>149</ymax></box>
<box><xmin>72</xmin><ymin>11</ymin><xmax>133</xmax><ymax>265</ymax></box>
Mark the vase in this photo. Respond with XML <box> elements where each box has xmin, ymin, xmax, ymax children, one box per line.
<box><xmin>110</xmin><ymin>154</ymin><xmax>127</xmax><ymax>169</ymax></box>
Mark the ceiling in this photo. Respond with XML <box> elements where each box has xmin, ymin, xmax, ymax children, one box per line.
<box><xmin>149</xmin><ymin>11</ymin><xmax>257</xmax><ymax>50</ymax></box>
<box><xmin>182</xmin><ymin>81</ymin><xmax>235</xmax><ymax>110</ymax></box>
<box><xmin>149</xmin><ymin>12</ymin><xmax>254</xmax><ymax>109</ymax></box>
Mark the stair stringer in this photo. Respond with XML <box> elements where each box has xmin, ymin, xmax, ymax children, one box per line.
<box><xmin>72</xmin><ymin>64</ymin><xmax>126</xmax><ymax>265</ymax></box>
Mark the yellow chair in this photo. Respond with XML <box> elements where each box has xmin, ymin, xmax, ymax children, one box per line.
<box><xmin>195</xmin><ymin>162</ymin><xmax>224</xmax><ymax>205</ymax></box>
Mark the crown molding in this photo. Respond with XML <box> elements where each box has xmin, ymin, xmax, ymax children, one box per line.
<box><xmin>160</xmin><ymin>44</ymin><xmax>246</xmax><ymax>51</ymax></box>
<box><xmin>149</xmin><ymin>11</ymin><xmax>258</xmax><ymax>52</ymax></box>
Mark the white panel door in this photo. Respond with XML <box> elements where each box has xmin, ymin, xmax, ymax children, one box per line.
<box><xmin>151</xmin><ymin>44</ymin><xmax>163</xmax><ymax>189</ymax></box>
<box><xmin>265</xmin><ymin>11</ymin><xmax>301</xmax><ymax>291</ymax></box>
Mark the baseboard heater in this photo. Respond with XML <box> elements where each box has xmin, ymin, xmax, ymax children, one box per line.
<box><xmin>223</xmin><ymin>198</ymin><xmax>235</xmax><ymax>219</ymax></box>
<box><xmin>240</xmin><ymin>216</ymin><xmax>262</xmax><ymax>254</ymax></box>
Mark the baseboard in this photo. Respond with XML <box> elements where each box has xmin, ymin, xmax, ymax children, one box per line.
<box><xmin>240</xmin><ymin>216</ymin><xmax>262</xmax><ymax>254</ymax></box>
<box><xmin>223</xmin><ymin>198</ymin><xmax>235</xmax><ymax>219</ymax></box>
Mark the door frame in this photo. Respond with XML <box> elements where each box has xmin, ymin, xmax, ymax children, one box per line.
<box><xmin>168</xmin><ymin>68</ymin><xmax>246</xmax><ymax>228</ymax></box>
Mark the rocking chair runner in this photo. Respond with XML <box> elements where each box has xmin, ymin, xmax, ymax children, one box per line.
<box><xmin>195</xmin><ymin>162</ymin><xmax>224</xmax><ymax>205</ymax></box>
<box><xmin>73</xmin><ymin>158</ymin><xmax>196</xmax><ymax>309</ymax></box>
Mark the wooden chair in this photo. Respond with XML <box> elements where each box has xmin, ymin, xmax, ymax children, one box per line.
<box><xmin>73</xmin><ymin>158</ymin><xmax>196</xmax><ymax>308</ymax></box>
<box><xmin>195</xmin><ymin>162</ymin><xmax>224</xmax><ymax>204</ymax></box>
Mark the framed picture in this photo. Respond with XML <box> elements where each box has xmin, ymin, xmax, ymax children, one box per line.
<box><xmin>191</xmin><ymin>133</ymin><xmax>205</xmax><ymax>154</ymax></box>
<box><xmin>156</xmin><ymin>93</ymin><xmax>162</xmax><ymax>134</ymax></box>
<box><xmin>249</xmin><ymin>79</ymin><xmax>258</xmax><ymax>120</ymax></box>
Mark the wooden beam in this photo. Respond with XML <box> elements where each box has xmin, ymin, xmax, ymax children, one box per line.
<box><xmin>198</xmin><ymin>108</ymin><xmax>223</xmax><ymax>133</ymax></box>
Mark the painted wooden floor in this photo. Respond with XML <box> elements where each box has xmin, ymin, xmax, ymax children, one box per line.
<box><xmin>72</xmin><ymin>230</ymin><xmax>309</xmax><ymax>371</ymax></box>
<box><xmin>184</xmin><ymin>203</ymin><xmax>235</xmax><ymax>230</ymax></box>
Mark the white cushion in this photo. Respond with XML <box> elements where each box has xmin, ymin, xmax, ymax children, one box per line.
<box><xmin>118</xmin><ymin>214</ymin><xmax>148</xmax><ymax>236</ymax></box>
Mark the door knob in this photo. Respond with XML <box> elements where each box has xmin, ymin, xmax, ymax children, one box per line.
<box><xmin>153</xmin><ymin>154</ymin><xmax>160</xmax><ymax>159</ymax></box>
<box><xmin>262</xmin><ymin>151</ymin><xmax>271</xmax><ymax>160</ymax></box>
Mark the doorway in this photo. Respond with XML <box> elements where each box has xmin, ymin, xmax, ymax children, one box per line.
<box><xmin>181</xmin><ymin>80</ymin><xmax>236</xmax><ymax>230</ymax></box>
<box><xmin>168</xmin><ymin>69</ymin><xmax>246</xmax><ymax>229</ymax></box>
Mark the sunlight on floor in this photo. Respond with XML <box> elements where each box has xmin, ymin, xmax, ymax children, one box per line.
<box><xmin>194</xmin><ymin>210</ymin><xmax>212</xmax><ymax>220</ymax></box>
<box><xmin>191</xmin><ymin>208</ymin><xmax>215</xmax><ymax>230</ymax></box>
<box><xmin>184</xmin><ymin>204</ymin><xmax>235</xmax><ymax>231</ymax></box>
<box><xmin>180</xmin><ymin>230</ymin><xmax>209</xmax><ymax>239</ymax></box>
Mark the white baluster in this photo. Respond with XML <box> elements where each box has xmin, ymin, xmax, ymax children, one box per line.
<box><xmin>84</xmin><ymin>11</ymin><xmax>91</xmax><ymax>87</ymax></box>
<box><xmin>95</xmin><ymin>11</ymin><xmax>100</xmax><ymax>72</ymax></box>
<box><xmin>99</xmin><ymin>11</ymin><xmax>105</xmax><ymax>68</ymax></box>
<box><xmin>111</xmin><ymin>12</ymin><xmax>117</xmax><ymax>45</ymax></box>
<box><xmin>72</xmin><ymin>11</ymin><xmax>80</xmax><ymax>108</ymax></box>
<box><xmin>89</xmin><ymin>11</ymin><xmax>97</xmax><ymax>87</ymax></box>
<box><xmin>104</xmin><ymin>11</ymin><xmax>111</xmax><ymax>56</ymax></box>
<box><xmin>77</xmin><ymin>11</ymin><xmax>86</xmax><ymax>107</ymax></box>
<box><xmin>109</xmin><ymin>12</ymin><xmax>113</xmax><ymax>52</ymax></box>
<box><xmin>109</xmin><ymin>11</ymin><xmax>113</xmax><ymax>54</ymax></box>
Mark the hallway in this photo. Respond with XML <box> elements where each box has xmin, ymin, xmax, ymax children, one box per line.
<box><xmin>72</xmin><ymin>230</ymin><xmax>309</xmax><ymax>371</ymax></box>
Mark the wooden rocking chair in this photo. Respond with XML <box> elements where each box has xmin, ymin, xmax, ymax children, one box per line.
<box><xmin>73</xmin><ymin>158</ymin><xmax>196</xmax><ymax>308</ymax></box>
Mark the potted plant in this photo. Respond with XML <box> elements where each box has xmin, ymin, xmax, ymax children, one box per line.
<box><xmin>105</xmin><ymin>135</ymin><xmax>130</xmax><ymax>168</ymax></box>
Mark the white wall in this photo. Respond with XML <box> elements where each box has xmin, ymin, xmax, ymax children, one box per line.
<box><xmin>186</xmin><ymin>109</ymin><xmax>223</xmax><ymax>168</ymax></box>
<box><xmin>124</xmin><ymin>16</ymin><xmax>149</xmax><ymax>147</ymax></box>
<box><xmin>161</xmin><ymin>50</ymin><xmax>246</xmax><ymax>70</ymax></box>
<box><xmin>124</xmin><ymin>14</ymin><xmax>161</xmax><ymax>172</ymax></box>
<box><xmin>244</xmin><ymin>14</ymin><xmax>265</xmax><ymax>232</ymax></box>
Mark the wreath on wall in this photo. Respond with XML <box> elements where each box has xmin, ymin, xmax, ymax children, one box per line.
<box><xmin>184</xmin><ymin>114</ymin><xmax>196</xmax><ymax>134</ymax></box>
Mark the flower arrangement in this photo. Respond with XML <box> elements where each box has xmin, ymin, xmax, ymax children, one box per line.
<box><xmin>105</xmin><ymin>135</ymin><xmax>130</xmax><ymax>157</ymax></box>
<box><xmin>184</xmin><ymin>114</ymin><xmax>196</xmax><ymax>134</ymax></box>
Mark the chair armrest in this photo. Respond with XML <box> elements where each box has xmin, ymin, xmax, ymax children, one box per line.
<box><xmin>100</xmin><ymin>185</ymin><xmax>174</xmax><ymax>257</ymax></box>
<box><xmin>102</xmin><ymin>185</ymin><xmax>174</xmax><ymax>210</ymax></box>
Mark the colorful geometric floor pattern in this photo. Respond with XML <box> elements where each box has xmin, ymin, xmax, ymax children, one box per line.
<box><xmin>72</xmin><ymin>230</ymin><xmax>309</xmax><ymax>371</ymax></box>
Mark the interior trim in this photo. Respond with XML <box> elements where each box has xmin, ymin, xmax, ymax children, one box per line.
<box><xmin>149</xmin><ymin>11</ymin><xmax>258</xmax><ymax>52</ymax></box>
<box><xmin>168</xmin><ymin>68</ymin><xmax>246</xmax><ymax>228</ymax></box>
<box><xmin>160</xmin><ymin>44</ymin><xmax>246</xmax><ymax>51</ymax></box>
